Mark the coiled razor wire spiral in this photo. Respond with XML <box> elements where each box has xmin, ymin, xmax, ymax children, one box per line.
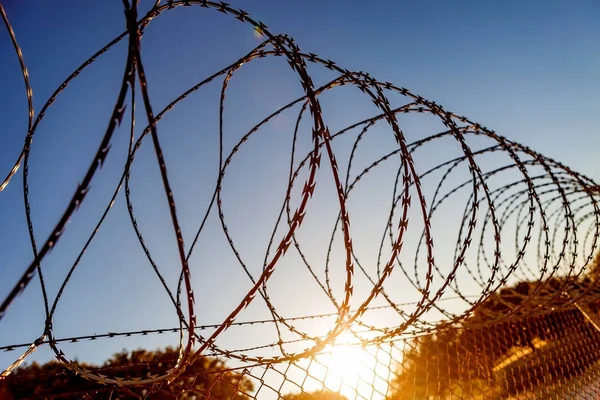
<box><xmin>1</xmin><ymin>1</ymin><xmax>600</xmax><ymax>399</ymax></box>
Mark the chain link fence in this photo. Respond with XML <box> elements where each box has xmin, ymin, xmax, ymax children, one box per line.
<box><xmin>1</xmin><ymin>1</ymin><xmax>600</xmax><ymax>399</ymax></box>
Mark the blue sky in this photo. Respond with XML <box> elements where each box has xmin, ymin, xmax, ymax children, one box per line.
<box><xmin>1</xmin><ymin>0</ymin><xmax>599</xmax><ymax>374</ymax></box>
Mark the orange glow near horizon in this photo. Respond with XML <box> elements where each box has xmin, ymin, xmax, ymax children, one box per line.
<box><xmin>303</xmin><ymin>331</ymin><xmax>391</xmax><ymax>400</ymax></box>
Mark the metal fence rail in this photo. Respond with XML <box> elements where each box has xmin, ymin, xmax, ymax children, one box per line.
<box><xmin>1</xmin><ymin>1</ymin><xmax>599</xmax><ymax>399</ymax></box>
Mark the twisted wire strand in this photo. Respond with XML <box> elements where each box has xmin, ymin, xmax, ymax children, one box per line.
<box><xmin>1</xmin><ymin>0</ymin><xmax>599</xmax><ymax>395</ymax></box>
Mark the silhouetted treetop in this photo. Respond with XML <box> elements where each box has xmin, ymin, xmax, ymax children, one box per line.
<box><xmin>3</xmin><ymin>347</ymin><xmax>253</xmax><ymax>400</ymax></box>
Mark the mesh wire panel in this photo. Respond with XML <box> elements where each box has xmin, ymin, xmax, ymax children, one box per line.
<box><xmin>1</xmin><ymin>1</ymin><xmax>600</xmax><ymax>400</ymax></box>
<box><xmin>5</xmin><ymin>306</ymin><xmax>600</xmax><ymax>400</ymax></box>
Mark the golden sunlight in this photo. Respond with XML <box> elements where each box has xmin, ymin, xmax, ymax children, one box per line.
<box><xmin>306</xmin><ymin>332</ymin><xmax>391</xmax><ymax>400</ymax></box>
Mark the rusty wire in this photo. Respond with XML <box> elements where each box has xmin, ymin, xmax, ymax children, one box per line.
<box><xmin>1</xmin><ymin>1</ymin><xmax>600</xmax><ymax>399</ymax></box>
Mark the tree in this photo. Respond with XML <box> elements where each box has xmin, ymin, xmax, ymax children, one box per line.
<box><xmin>282</xmin><ymin>390</ymin><xmax>347</xmax><ymax>400</ymax></box>
<box><xmin>587</xmin><ymin>250</ymin><xmax>600</xmax><ymax>282</ymax></box>
<box><xmin>3</xmin><ymin>347</ymin><xmax>253</xmax><ymax>400</ymax></box>
<box><xmin>387</xmin><ymin>275</ymin><xmax>600</xmax><ymax>400</ymax></box>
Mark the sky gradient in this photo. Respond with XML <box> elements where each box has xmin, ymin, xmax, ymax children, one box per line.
<box><xmin>1</xmin><ymin>0</ymin><xmax>599</xmax><ymax>376</ymax></box>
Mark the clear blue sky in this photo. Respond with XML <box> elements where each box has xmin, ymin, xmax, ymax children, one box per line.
<box><xmin>1</xmin><ymin>0</ymin><xmax>599</xmax><ymax>372</ymax></box>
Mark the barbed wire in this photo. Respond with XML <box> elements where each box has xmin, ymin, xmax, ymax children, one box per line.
<box><xmin>1</xmin><ymin>0</ymin><xmax>599</xmax><ymax>398</ymax></box>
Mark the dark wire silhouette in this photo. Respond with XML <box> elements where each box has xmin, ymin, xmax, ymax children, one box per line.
<box><xmin>1</xmin><ymin>1</ymin><xmax>600</xmax><ymax>398</ymax></box>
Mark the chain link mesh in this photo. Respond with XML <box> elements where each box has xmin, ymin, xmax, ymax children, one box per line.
<box><xmin>1</xmin><ymin>1</ymin><xmax>600</xmax><ymax>399</ymax></box>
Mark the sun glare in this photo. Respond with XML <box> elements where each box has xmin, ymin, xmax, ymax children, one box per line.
<box><xmin>253</xmin><ymin>26</ymin><xmax>264</xmax><ymax>39</ymax></box>
<box><xmin>321</xmin><ymin>345</ymin><xmax>369</xmax><ymax>385</ymax></box>
<box><xmin>307</xmin><ymin>332</ymin><xmax>389</xmax><ymax>400</ymax></box>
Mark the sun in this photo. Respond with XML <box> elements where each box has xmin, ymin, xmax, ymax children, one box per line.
<box><xmin>308</xmin><ymin>332</ymin><xmax>388</xmax><ymax>400</ymax></box>
<box><xmin>321</xmin><ymin>344</ymin><xmax>368</xmax><ymax>384</ymax></box>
